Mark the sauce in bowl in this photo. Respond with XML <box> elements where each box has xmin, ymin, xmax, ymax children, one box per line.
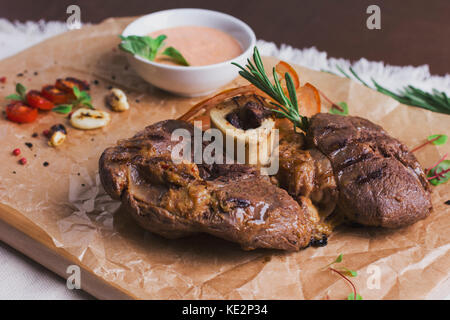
<box><xmin>149</xmin><ymin>26</ymin><xmax>243</xmax><ymax>66</ymax></box>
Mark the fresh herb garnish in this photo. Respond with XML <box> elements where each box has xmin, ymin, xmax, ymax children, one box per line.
<box><xmin>119</xmin><ymin>35</ymin><xmax>166</xmax><ymax>61</ymax></box>
<box><xmin>427</xmin><ymin>134</ymin><xmax>448</xmax><ymax>146</ymax></box>
<box><xmin>232</xmin><ymin>47</ymin><xmax>309</xmax><ymax>131</ymax></box>
<box><xmin>347</xmin><ymin>293</ymin><xmax>363</xmax><ymax>300</ymax></box>
<box><xmin>323</xmin><ymin>254</ymin><xmax>362</xmax><ymax>300</ymax></box>
<box><xmin>411</xmin><ymin>134</ymin><xmax>448</xmax><ymax>152</ymax></box>
<box><xmin>52</xmin><ymin>86</ymin><xmax>93</xmax><ymax>114</ymax></box>
<box><xmin>427</xmin><ymin>157</ymin><xmax>450</xmax><ymax>186</ymax></box>
<box><xmin>332</xmin><ymin>66</ymin><xmax>450</xmax><ymax>115</ymax></box>
<box><xmin>6</xmin><ymin>83</ymin><xmax>27</xmax><ymax>102</ymax></box>
<box><xmin>118</xmin><ymin>35</ymin><xmax>190</xmax><ymax>66</ymax></box>
<box><xmin>161</xmin><ymin>47</ymin><xmax>189</xmax><ymax>66</ymax></box>
<box><xmin>329</xmin><ymin>102</ymin><xmax>349</xmax><ymax>115</ymax></box>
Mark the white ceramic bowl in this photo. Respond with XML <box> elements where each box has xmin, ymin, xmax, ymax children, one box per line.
<box><xmin>121</xmin><ymin>8</ymin><xmax>256</xmax><ymax>97</ymax></box>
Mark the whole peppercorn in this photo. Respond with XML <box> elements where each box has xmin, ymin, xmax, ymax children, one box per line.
<box><xmin>12</xmin><ymin>148</ymin><xmax>21</xmax><ymax>156</ymax></box>
<box><xmin>19</xmin><ymin>157</ymin><xmax>27</xmax><ymax>165</ymax></box>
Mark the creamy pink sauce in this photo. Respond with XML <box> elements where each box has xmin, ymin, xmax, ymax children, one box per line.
<box><xmin>149</xmin><ymin>26</ymin><xmax>242</xmax><ymax>66</ymax></box>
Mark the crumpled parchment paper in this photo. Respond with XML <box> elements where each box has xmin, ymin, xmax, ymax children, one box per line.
<box><xmin>0</xmin><ymin>17</ymin><xmax>449</xmax><ymax>300</ymax></box>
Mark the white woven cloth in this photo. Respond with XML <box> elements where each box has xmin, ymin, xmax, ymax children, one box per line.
<box><xmin>0</xmin><ymin>19</ymin><xmax>449</xmax><ymax>300</ymax></box>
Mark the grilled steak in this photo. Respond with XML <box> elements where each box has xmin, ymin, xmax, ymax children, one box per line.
<box><xmin>99</xmin><ymin>110</ymin><xmax>432</xmax><ymax>250</ymax></box>
<box><xmin>306</xmin><ymin>113</ymin><xmax>432</xmax><ymax>228</ymax></box>
<box><xmin>99</xmin><ymin>120</ymin><xmax>314</xmax><ymax>250</ymax></box>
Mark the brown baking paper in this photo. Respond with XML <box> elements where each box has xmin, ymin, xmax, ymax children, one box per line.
<box><xmin>0</xmin><ymin>17</ymin><xmax>449</xmax><ymax>300</ymax></box>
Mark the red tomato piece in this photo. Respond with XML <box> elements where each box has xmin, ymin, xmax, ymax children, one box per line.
<box><xmin>26</xmin><ymin>90</ymin><xmax>55</xmax><ymax>110</ymax></box>
<box><xmin>41</xmin><ymin>85</ymin><xmax>70</xmax><ymax>104</ymax></box>
<box><xmin>55</xmin><ymin>77</ymin><xmax>90</xmax><ymax>94</ymax></box>
<box><xmin>6</xmin><ymin>101</ymin><xmax>38</xmax><ymax>123</ymax></box>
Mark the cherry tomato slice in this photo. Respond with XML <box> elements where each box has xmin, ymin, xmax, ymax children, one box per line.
<box><xmin>26</xmin><ymin>90</ymin><xmax>55</xmax><ymax>110</ymax></box>
<box><xmin>55</xmin><ymin>77</ymin><xmax>90</xmax><ymax>94</ymax></box>
<box><xmin>41</xmin><ymin>85</ymin><xmax>70</xmax><ymax>104</ymax></box>
<box><xmin>6</xmin><ymin>101</ymin><xmax>38</xmax><ymax>123</ymax></box>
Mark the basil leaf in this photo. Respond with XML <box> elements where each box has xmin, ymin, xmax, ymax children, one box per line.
<box><xmin>162</xmin><ymin>47</ymin><xmax>190</xmax><ymax>66</ymax></box>
<box><xmin>427</xmin><ymin>134</ymin><xmax>448</xmax><ymax>146</ymax></box>
<box><xmin>6</xmin><ymin>94</ymin><xmax>23</xmax><ymax>101</ymax></box>
<box><xmin>427</xmin><ymin>160</ymin><xmax>450</xmax><ymax>186</ymax></box>
<box><xmin>72</xmin><ymin>86</ymin><xmax>81</xmax><ymax>99</ymax></box>
<box><xmin>52</xmin><ymin>104</ymin><xmax>73</xmax><ymax>114</ymax></box>
<box><xmin>83</xmin><ymin>102</ymin><xmax>94</xmax><ymax>109</ymax></box>
<box><xmin>329</xmin><ymin>102</ymin><xmax>349</xmax><ymax>115</ymax></box>
<box><xmin>16</xmin><ymin>83</ymin><xmax>27</xmax><ymax>99</ymax></box>
<box><xmin>119</xmin><ymin>35</ymin><xmax>167</xmax><ymax>61</ymax></box>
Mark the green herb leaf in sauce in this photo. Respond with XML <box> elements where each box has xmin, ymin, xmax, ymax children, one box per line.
<box><xmin>162</xmin><ymin>47</ymin><xmax>190</xmax><ymax>66</ymax></box>
<box><xmin>118</xmin><ymin>35</ymin><xmax>189</xmax><ymax>66</ymax></box>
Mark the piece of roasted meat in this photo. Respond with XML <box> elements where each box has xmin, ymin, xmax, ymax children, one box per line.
<box><xmin>100</xmin><ymin>120</ymin><xmax>315</xmax><ymax>251</ymax></box>
<box><xmin>99</xmin><ymin>96</ymin><xmax>432</xmax><ymax>251</ymax></box>
<box><xmin>306</xmin><ymin>113</ymin><xmax>432</xmax><ymax>228</ymax></box>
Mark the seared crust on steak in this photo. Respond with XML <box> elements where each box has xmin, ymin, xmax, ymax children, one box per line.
<box><xmin>306</xmin><ymin>113</ymin><xmax>432</xmax><ymax>228</ymax></box>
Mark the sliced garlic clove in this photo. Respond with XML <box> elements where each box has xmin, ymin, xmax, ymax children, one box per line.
<box><xmin>106</xmin><ymin>88</ymin><xmax>129</xmax><ymax>112</ymax></box>
<box><xmin>70</xmin><ymin>108</ymin><xmax>111</xmax><ymax>130</ymax></box>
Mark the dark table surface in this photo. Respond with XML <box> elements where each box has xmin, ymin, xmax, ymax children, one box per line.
<box><xmin>1</xmin><ymin>0</ymin><xmax>449</xmax><ymax>75</ymax></box>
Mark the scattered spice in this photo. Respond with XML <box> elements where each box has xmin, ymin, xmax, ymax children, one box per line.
<box><xmin>25</xmin><ymin>142</ymin><xmax>33</xmax><ymax>149</ymax></box>
<box><xmin>43</xmin><ymin>161</ymin><xmax>49</xmax><ymax>167</ymax></box>
<box><xmin>77</xmin><ymin>172</ymin><xmax>80</xmax><ymax>176</ymax></box>
<box><xmin>0</xmin><ymin>76</ymin><xmax>6</xmax><ymax>83</ymax></box>
<box><xmin>33</xmin><ymin>71</ymin><xmax>38</xmax><ymax>76</ymax></box>
<box><xmin>12</xmin><ymin>148</ymin><xmax>21</xmax><ymax>156</ymax></box>
<box><xmin>42</xmin><ymin>129</ymin><xmax>50</xmax><ymax>137</ymax></box>
<box><xmin>445</xmin><ymin>200</ymin><xmax>450</xmax><ymax>205</ymax></box>
<box><xmin>135</xmin><ymin>99</ymin><xmax>140</xmax><ymax>103</ymax></box>
<box><xmin>81</xmin><ymin>183</ymin><xmax>85</xmax><ymax>187</ymax></box>
<box><xmin>107</xmin><ymin>85</ymin><xmax>113</xmax><ymax>90</ymax></box>
<box><xmin>17</xmin><ymin>73</ymin><xmax>24</xmax><ymax>77</ymax></box>
<box><xmin>12</xmin><ymin>171</ymin><xmax>16</xmax><ymax>174</ymax></box>
<box><xmin>19</xmin><ymin>157</ymin><xmax>27</xmax><ymax>165</ymax></box>
<box><xmin>32</xmin><ymin>132</ymin><xmax>38</xmax><ymax>138</ymax></box>
<box><xmin>93</xmin><ymin>80</ymin><xmax>99</xmax><ymax>85</ymax></box>
<box><xmin>111</xmin><ymin>75</ymin><xmax>116</xmax><ymax>80</ymax></box>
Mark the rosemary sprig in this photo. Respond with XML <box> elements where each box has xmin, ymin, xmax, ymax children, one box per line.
<box><xmin>232</xmin><ymin>47</ymin><xmax>309</xmax><ymax>131</ymax></box>
<box><xmin>333</xmin><ymin>66</ymin><xmax>450</xmax><ymax>115</ymax></box>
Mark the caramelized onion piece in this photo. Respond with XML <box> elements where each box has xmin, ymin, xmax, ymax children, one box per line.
<box><xmin>178</xmin><ymin>85</ymin><xmax>263</xmax><ymax>122</ymax></box>
<box><xmin>275</xmin><ymin>61</ymin><xmax>300</xmax><ymax>89</ymax></box>
<box><xmin>297</xmin><ymin>83</ymin><xmax>321</xmax><ymax>117</ymax></box>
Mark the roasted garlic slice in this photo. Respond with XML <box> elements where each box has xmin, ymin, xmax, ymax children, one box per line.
<box><xmin>106</xmin><ymin>88</ymin><xmax>129</xmax><ymax>112</ymax></box>
<box><xmin>70</xmin><ymin>108</ymin><xmax>111</xmax><ymax>130</ymax></box>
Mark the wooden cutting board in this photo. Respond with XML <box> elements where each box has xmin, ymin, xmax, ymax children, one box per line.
<box><xmin>0</xmin><ymin>17</ymin><xmax>449</xmax><ymax>300</ymax></box>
